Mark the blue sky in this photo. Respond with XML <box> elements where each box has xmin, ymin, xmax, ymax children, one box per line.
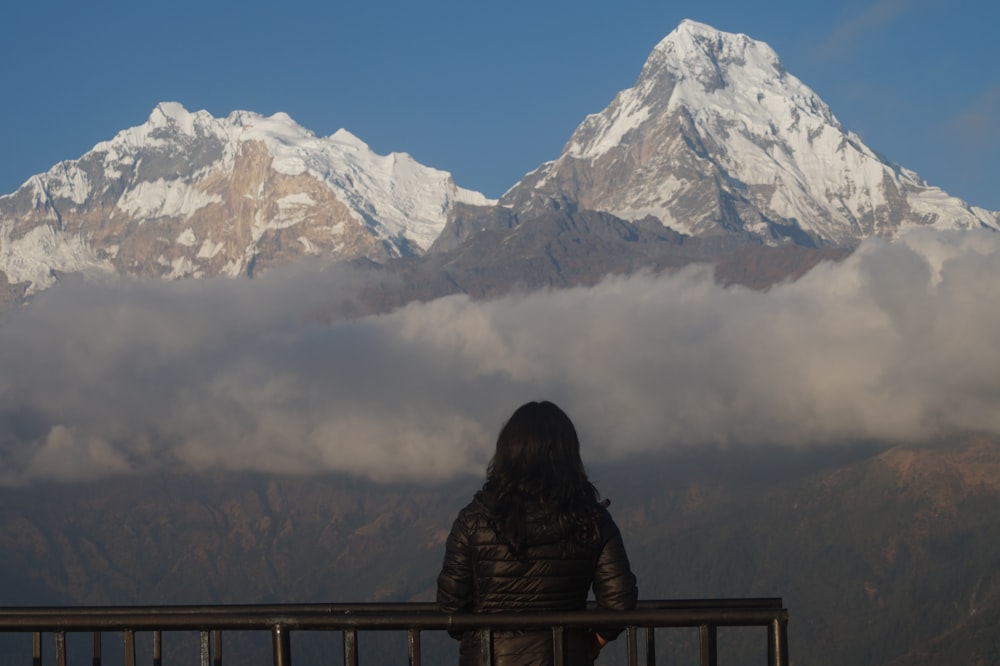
<box><xmin>3</xmin><ymin>0</ymin><xmax>998</xmax><ymax>209</ymax></box>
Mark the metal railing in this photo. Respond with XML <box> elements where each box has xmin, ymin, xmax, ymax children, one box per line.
<box><xmin>0</xmin><ymin>599</ymin><xmax>788</xmax><ymax>666</ymax></box>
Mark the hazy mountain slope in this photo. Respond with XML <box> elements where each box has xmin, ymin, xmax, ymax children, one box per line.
<box><xmin>617</xmin><ymin>436</ymin><xmax>1000</xmax><ymax>665</ymax></box>
<box><xmin>361</xmin><ymin>200</ymin><xmax>853</xmax><ymax>309</ymax></box>
<box><xmin>2</xmin><ymin>436</ymin><xmax>998</xmax><ymax>664</ymax></box>
<box><xmin>0</xmin><ymin>473</ymin><xmax>465</xmax><ymax>606</ymax></box>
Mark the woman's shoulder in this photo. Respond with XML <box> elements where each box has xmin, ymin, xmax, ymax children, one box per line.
<box><xmin>453</xmin><ymin>490</ymin><xmax>496</xmax><ymax>525</ymax></box>
<box><xmin>594</xmin><ymin>500</ymin><xmax>625</xmax><ymax>536</ymax></box>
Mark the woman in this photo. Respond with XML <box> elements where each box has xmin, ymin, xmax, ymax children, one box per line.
<box><xmin>437</xmin><ymin>401</ymin><xmax>638</xmax><ymax>665</ymax></box>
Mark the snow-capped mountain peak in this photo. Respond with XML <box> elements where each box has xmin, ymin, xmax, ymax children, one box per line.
<box><xmin>654</xmin><ymin>19</ymin><xmax>782</xmax><ymax>78</ymax></box>
<box><xmin>509</xmin><ymin>20</ymin><xmax>997</xmax><ymax>245</ymax></box>
<box><xmin>0</xmin><ymin>103</ymin><xmax>493</xmax><ymax>294</ymax></box>
<box><xmin>147</xmin><ymin>101</ymin><xmax>209</xmax><ymax>133</ymax></box>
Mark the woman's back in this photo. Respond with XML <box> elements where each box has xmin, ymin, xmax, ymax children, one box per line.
<box><xmin>436</xmin><ymin>401</ymin><xmax>638</xmax><ymax>666</ymax></box>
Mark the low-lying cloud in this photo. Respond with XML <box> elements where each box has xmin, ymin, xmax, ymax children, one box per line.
<box><xmin>2</xmin><ymin>228</ymin><xmax>999</xmax><ymax>485</ymax></box>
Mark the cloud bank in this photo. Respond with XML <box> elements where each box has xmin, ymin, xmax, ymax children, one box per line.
<box><xmin>2</xmin><ymin>228</ymin><xmax>999</xmax><ymax>485</ymax></box>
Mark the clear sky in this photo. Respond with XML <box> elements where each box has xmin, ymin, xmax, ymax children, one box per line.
<box><xmin>3</xmin><ymin>0</ymin><xmax>998</xmax><ymax>210</ymax></box>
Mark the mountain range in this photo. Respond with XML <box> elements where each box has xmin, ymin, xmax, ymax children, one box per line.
<box><xmin>1</xmin><ymin>19</ymin><xmax>996</xmax><ymax>309</ymax></box>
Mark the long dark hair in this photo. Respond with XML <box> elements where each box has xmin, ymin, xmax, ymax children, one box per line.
<box><xmin>483</xmin><ymin>401</ymin><xmax>603</xmax><ymax>556</ymax></box>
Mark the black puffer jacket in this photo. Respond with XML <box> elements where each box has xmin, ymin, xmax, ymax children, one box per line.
<box><xmin>436</xmin><ymin>490</ymin><xmax>638</xmax><ymax>666</ymax></box>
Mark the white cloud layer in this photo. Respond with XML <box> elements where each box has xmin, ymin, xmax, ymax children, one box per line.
<box><xmin>2</xmin><ymin>228</ymin><xmax>999</xmax><ymax>485</ymax></box>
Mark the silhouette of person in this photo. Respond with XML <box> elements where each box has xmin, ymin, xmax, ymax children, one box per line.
<box><xmin>437</xmin><ymin>400</ymin><xmax>638</xmax><ymax>665</ymax></box>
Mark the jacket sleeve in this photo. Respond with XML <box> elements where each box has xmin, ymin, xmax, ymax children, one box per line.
<box><xmin>592</xmin><ymin>512</ymin><xmax>638</xmax><ymax>641</ymax></box>
<box><xmin>436</xmin><ymin>510</ymin><xmax>475</xmax><ymax>637</ymax></box>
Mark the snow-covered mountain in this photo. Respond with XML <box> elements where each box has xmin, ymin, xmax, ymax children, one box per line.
<box><xmin>501</xmin><ymin>19</ymin><xmax>999</xmax><ymax>246</ymax></box>
<box><xmin>2</xmin><ymin>20</ymin><xmax>998</xmax><ymax>304</ymax></box>
<box><xmin>0</xmin><ymin>102</ymin><xmax>492</xmax><ymax>294</ymax></box>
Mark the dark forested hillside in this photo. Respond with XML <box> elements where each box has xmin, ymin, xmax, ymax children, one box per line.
<box><xmin>2</xmin><ymin>435</ymin><xmax>999</xmax><ymax>664</ymax></box>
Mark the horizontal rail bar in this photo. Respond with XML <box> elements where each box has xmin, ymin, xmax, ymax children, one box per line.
<box><xmin>0</xmin><ymin>608</ymin><xmax>787</xmax><ymax>632</ymax></box>
<box><xmin>0</xmin><ymin>598</ymin><xmax>783</xmax><ymax>612</ymax></box>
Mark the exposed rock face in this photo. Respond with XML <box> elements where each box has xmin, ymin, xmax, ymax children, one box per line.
<box><xmin>0</xmin><ymin>270</ymin><xmax>29</xmax><ymax>312</ymax></box>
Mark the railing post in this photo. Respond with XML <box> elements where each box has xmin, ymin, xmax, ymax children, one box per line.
<box><xmin>343</xmin><ymin>628</ymin><xmax>358</xmax><ymax>666</ymax></box>
<box><xmin>479</xmin><ymin>627</ymin><xmax>493</xmax><ymax>665</ymax></box>
<box><xmin>407</xmin><ymin>628</ymin><xmax>422</xmax><ymax>666</ymax></box>
<box><xmin>272</xmin><ymin>624</ymin><xmax>291</xmax><ymax>666</ymax></box>
<box><xmin>153</xmin><ymin>630</ymin><xmax>161</xmax><ymax>666</ymax></box>
<box><xmin>93</xmin><ymin>630</ymin><xmax>103</xmax><ymax>666</ymax></box>
<box><xmin>200</xmin><ymin>630</ymin><xmax>211</xmax><ymax>666</ymax></box>
<box><xmin>33</xmin><ymin>631</ymin><xmax>42</xmax><ymax>666</ymax></box>
<box><xmin>55</xmin><ymin>630</ymin><xmax>67</xmax><ymax>666</ymax></box>
<box><xmin>769</xmin><ymin>616</ymin><xmax>789</xmax><ymax>666</ymax></box>
<box><xmin>626</xmin><ymin>626</ymin><xmax>638</xmax><ymax>666</ymax></box>
<box><xmin>214</xmin><ymin>629</ymin><xmax>223</xmax><ymax>666</ymax></box>
<box><xmin>644</xmin><ymin>627</ymin><xmax>656</xmax><ymax>666</ymax></box>
<box><xmin>122</xmin><ymin>629</ymin><xmax>136</xmax><ymax>666</ymax></box>
<box><xmin>552</xmin><ymin>626</ymin><xmax>564</xmax><ymax>666</ymax></box>
<box><xmin>699</xmin><ymin>624</ymin><xmax>717</xmax><ymax>666</ymax></box>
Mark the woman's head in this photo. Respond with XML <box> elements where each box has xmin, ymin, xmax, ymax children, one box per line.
<box><xmin>484</xmin><ymin>401</ymin><xmax>601</xmax><ymax>555</ymax></box>
<box><xmin>486</xmin><ymin>401</ymin><xmax>598</xmax><ymax>511</ymax></box>
<box><xmin>487</xmin><ymin>400</ymin><xmax>588</xmax><ymax>497</ymax></box>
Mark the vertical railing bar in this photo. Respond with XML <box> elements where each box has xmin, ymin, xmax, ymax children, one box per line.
<box><xmin>200</xmin><ymin>630</ymin><xmax>210</xmax><ymax>666</ymax></box>
<box><xmin>343</xmin><ymin>628</ymin><xmax>358</xmax><ymax>666</ymax></box>
<box><xmin>767</xmin><ymin>620</ymin><xmax>775</xmax><ymax>666</ymax></box>
<box><xmin>645</xmin><ymin>626</ymin><xmax>656</xmax><ymax>666</ymax></box>
<box><xmin>123</xmin><ymin>629</ymin><xmax>136</xmax><ymax>666</ymax></box>
<box><xmin>93</xmin><ymin>630</ymin><xmax>103</xmax><ymax>666</ymax></box>
<box><xmin>479</xmin><ymin>627</ymin><xmax>493</xmax><ymax>666</ymax></box>
<box><xmin>407</xmin><ymin>628</ymin><xmax>421</xmax><ymax>666</ymax></box>
<box><xmin>33</xmin><ymin>631</ymin><xmax>42</xmax><ymax>666</ymax></box>
<box><xmin>153</xmin><ymin>630</ymin><xmax>162</xmax><ymax>666</ymax></box>
<box><xmin>626</xmin><ymin>626</ymin><xmax>638</xmax><ymax>666</ymax></box>
<box><xmin>699</xmin><ymin>624</ymin><xmax>718</xmax><ymax>666</ymax></box>
<box><xmin>770</xmin><ymin>617</ymin><xmax>789</xmax><ymax>666</ymax></box>
<box><xmin>214</xmin><ymin>629</ymin><xmax>223</xmax><ymax>666</ymax></box>
<box><xmin>551</xmin><ymin>626</ymin><xmax>565</xmax><ymax>666</ymax></box>
<box><xmin>55</xmin><ymin>630</ymin><xmax>67</xmax><ymax>666</ymax></box>
<box><xmin>272</xmin><ymin>624</ymin><xmax>291</xmax><ymax>666</ymax></box>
